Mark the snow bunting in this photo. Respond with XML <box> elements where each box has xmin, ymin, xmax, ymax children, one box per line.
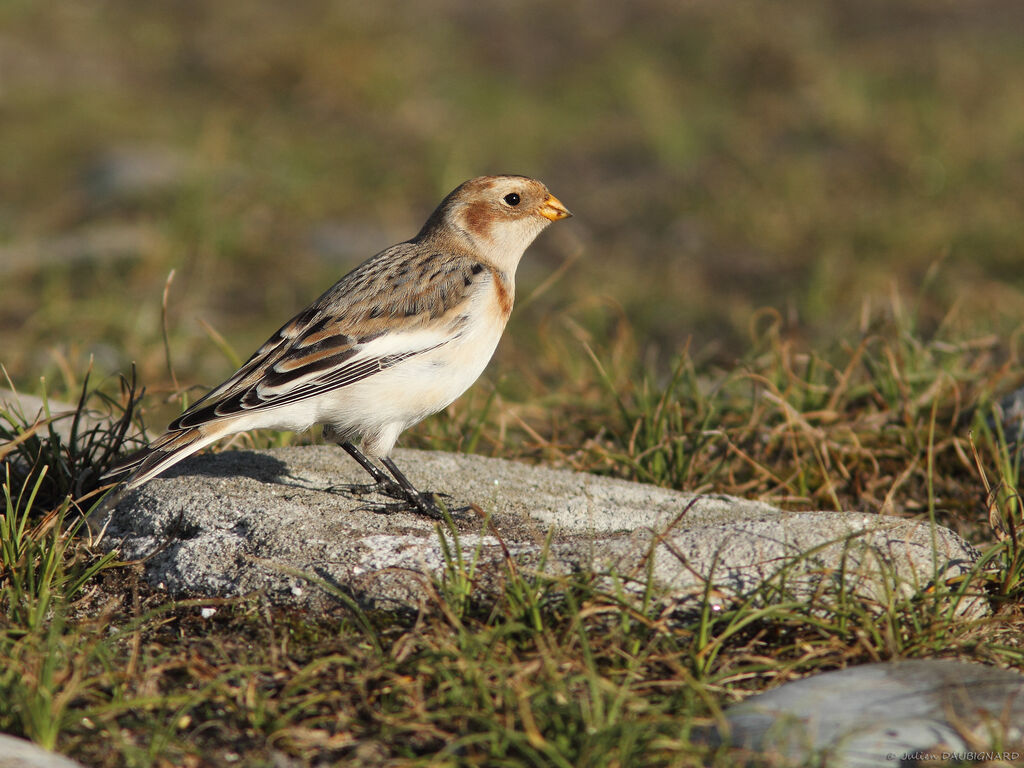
<box><xmin>106</xmin><ymin>175</ymin><xmax>571</xmax><ymax>516</ymax></box>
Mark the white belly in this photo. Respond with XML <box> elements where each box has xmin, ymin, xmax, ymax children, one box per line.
<box><xmin>239</xmin><ymin>272</ymin><xmax>512</xmax><ymax>457</ymax></box>
<box><xmin>317</xmin><ymin>289</ymin><xmax>508</xmax><ymax>456</ymax></box>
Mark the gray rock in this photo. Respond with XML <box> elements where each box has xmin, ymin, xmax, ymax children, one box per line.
<box><xmin>82</xmin><ymin>145</ymin><xmax>191</xmax><ymax>205</ymax></box>
<box><xmin>0</xmin><ymin>225</ymin><xmax>158</xmax><ymax>274</ymax></box>
<box><xmin>0</xmin><ymin>389</ymin><xmax>136</xmax><ymax>446</ymax></box>
<box><xmin>0</xmin><ymin>735</ymin><xmax>85</xmax><ymax>768</ymax></box>
<box><xmin>993</xmin><ymin>386</ymin><xmax>1024</xmax><ymax>443</ymax></box>
<box><xmin>306</xmin><ymin>221</ymin><xmax>397</xmax><ymax>264</ymax></box>
<box><xmin>717</xmin><ymin>660</ymin><xmax>1024</xmax><ymax>767</ymax></box>
<box><xmin>0</xmin><ymin>389</ymin><xmax>83</xmax><ymax>443</ymax></box>
<box><xmin>100</xmin><ymin>446</ymin><xmax>983</xmax><ymax>615</ymax></box>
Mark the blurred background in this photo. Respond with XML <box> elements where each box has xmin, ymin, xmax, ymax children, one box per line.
<box><xmin>2</xmin><ymin>0</ymin><xmax>1024</xmax><ymax>430</ymax></box>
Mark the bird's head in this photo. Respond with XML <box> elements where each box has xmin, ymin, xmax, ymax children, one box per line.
<box><xmin>420</xmin><ymin>175</ymin><xmax>571</xmax><ymax>274</ymax></box>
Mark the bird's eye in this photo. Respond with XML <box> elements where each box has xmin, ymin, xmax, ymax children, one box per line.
<box><xmin>503</xmin><ymin>193</ymin><xmax>521</xmax><ymax>206</ymax></box>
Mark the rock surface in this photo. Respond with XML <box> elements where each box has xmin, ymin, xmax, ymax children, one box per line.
<box><xmin>0</xmin><ymin>735</ymin><xmax>85</xmax><ymax>768</ymax></box>
<box><xmin>0</xmin><ymin>225</ymin><xmax>158</xmax><ymax>275</ymax></box>
<box><xmin>1</xmin><ymin>389</ymin><xmax>85</xmax><ymax>442</ymax></box>
<box><xmin>82</xmin><ymin>145</ymin><xmax>191</xmax><ymax>206</ymax></box>
<box><xmin>716</xmin><ymin>659</ymin><xmax>1024</xmax><ymax>767</ymax></box>
<box><xmin>100</xmin><ymin>446</ymin><xmax>982</xmax><ymax>614</ymax></box>
<box><xmin>0</xmin><ymin>388</ymin><xmax>138</xmax><ymax>457</ymax></box>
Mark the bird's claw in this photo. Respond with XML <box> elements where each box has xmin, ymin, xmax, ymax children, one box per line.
<box><xmin>327</xmin><ymin>481</ymin><xmax>454</xmax><ymax>520</ymax></box>
<box><xmin>326</xmin><ymin>480</ymin><xmax>405</xmax><ymax>498</ymax></box>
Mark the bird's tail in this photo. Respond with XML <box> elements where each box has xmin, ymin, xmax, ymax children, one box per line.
<box><xmin>104</xmin><ymin>423</ymin><xmax>231</xmax><ymax>493</ymax></box>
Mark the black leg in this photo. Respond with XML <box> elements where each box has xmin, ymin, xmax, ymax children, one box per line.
<box><xmin>380</xmin><ymin>455</ymin><xmax>444</xmax><ymax>519</ymax></box>
<box><xmin>340</xmin><ymin>442</ymin><xmax>396</xmax><ymax>488</ymax></box>
<box><xmin>337</xmin><ymin>442</ymin><xmax>444</xmax><ymax>519</ymax></box>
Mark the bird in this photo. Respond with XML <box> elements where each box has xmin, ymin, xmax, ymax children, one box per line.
<box><xmin>104</xmin><ymin>175</ymin><xmax>572</xmax><ymax>517</ymax></box>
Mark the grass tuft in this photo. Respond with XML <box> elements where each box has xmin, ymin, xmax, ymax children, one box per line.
<box><xmin>2</xmin><ymin>299</ymin><xmax>1024</xmax><ymax>764</ymax></box>
<box><xmin>4</xmin><ymin>1</ymin><xmax>1024</xmax><ymax>762</ymax></box>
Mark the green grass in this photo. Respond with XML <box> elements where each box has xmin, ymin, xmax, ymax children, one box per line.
<box><xmin>4</xmin><ymin>0</ymin><xmax>1024</xmax><ymax>394</ymax></box>
<box><xmin>3</xmin><ymin>302</ymin><xmax>1024</xmax><ymax>765</ymax></box>
<box><xmin>4</xmin><ymin>0</ymin><xmax>1024</xmax><ymax>764</ymax></box>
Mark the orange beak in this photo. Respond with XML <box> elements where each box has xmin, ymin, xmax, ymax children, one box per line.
<box><xmin>539</xmin><ymin>194</ymin><xmax>572</xmax><ymax>222</ymax></box>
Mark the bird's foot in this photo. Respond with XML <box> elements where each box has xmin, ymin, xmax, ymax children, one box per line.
<box><xmin>326</xmin><ymin>479</ymin><xmax>405</xmax><ymax>499</ymax></box>
<box><xmin>384</xmin><ymin>488</ymin><xmax>456</xmax><ymax>520</ymax></box>
<box><xmin>326</xmin><ymin>481</ymin><xmax>454</xmax><ymax>520</ymax></box>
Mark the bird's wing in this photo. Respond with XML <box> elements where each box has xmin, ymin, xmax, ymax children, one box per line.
<box><xmin>170</xmin><ymin>244</ymin><xmax>489</xmax><ymax>430</ymax></box>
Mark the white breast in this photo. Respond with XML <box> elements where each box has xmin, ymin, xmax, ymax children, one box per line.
<box><xmin>310</xmin><ymin>273</ymin><xmax>512</xmax><ymax>457</ymax></box>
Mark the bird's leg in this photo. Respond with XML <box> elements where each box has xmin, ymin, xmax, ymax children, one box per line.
<box><xmin>332</xmin><ymin>441</ymin><xmax>447</xmax><ymax>518</ymax></box>
<box><xmin>379</xmin><ymin>456</ymin><xmax>446</xmax><ymax>519</ymax></box>
<box><xmin>337</xmin><ymin>441</ymin><xmax>403</xmax><ymax>496</ymax></box>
